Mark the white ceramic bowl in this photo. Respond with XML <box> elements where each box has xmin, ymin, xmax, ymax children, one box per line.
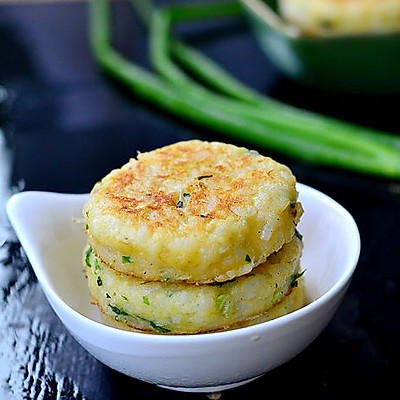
<box><xmin>6</xmin><ymin>183</ymin><xmax>360</xmax><ymax>393</ymax></box>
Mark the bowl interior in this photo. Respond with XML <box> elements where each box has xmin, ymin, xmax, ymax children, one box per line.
<box><xmin>6</xmin><ymin>183</ymin><xmax>360</xmax><ymax>330</ymax></box>
<box><xmin>6</xmin><ymin>192</ymin><xmax>103</xmax><ymax>323</ymax></box>
<box><xmin>298</xmin><ymin>185</ymin><xmax>360</xmax><ymax>302</ymax></box>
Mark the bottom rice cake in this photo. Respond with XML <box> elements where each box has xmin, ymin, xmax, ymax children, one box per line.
<box><xmin>102</xmin><ymin>284</ymin><xmax>306</xmax><ymax>334</ymax></box>
<box><xmin>84</xmin><ymin>235</ymin><xmax>306</xmax><ymax>335</ymax></box>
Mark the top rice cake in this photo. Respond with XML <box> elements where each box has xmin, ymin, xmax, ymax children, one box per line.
<box><xmin>83</xmin><ymin>140</ymin><xmax>303</xmax><ymax>283</ymax></box>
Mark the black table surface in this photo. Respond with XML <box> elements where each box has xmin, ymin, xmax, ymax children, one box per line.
<box><xmin>1</xmin><ymin>1</ymin><xmax>399</xmax><ymax>399</ymax></box>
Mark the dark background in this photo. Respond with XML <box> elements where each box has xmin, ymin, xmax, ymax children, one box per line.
<box><xmin>0</xmin><ymin>1</ymin><xmax>399</xmax><ymax>399</ymax></box>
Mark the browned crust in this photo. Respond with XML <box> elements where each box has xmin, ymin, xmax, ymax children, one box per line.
<box><xmin>87</xmin><ymin>140</ymin><xmax>295</xmax><ymax>231</ymax></box>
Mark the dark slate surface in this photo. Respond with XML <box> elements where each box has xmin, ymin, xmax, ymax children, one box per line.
<box><xmin>0</xmin><ymin>1</ymin><xmax>399</xmax><ymax>399</ymax></box>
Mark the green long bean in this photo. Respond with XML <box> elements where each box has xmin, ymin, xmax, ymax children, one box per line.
<box><xmin>167</xmin><ymin>2</ymin><xmax>400</xmax><ymax>150</ymax></box>
<box><xmin>149</xmin><ymin>7</ymin><xmax>400</xmax><ymax>163</ymax></box>
<box><xmin>171</xmin><ymin>30</ymin><xmax>400</xmax><ymax>149</ymax></box>
<box><xmin>91</xmin><ymin>0</ymin><xmax>400</xmax><ymax>178</ymax></box>
<box><xmin>131</xmin><ymin>0</ymin><xmax>277</xmax><ymax>105</ymax></box>
<box><xmin>89</xmin><ymin>1</ymin><xmax>334</xmax><ymax>159</ymax></box>
<box><xmin>133</xmin><ymin>0</ymin><xmax>400</xmax><ymax>150</ymax></box>
<box><xmin>159</xmin><ymin>3</ymin><xmax>400</xmax><ymax>150</ymax></box>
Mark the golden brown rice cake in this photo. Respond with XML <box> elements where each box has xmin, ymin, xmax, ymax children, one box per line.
<box><xmin>84</xmin><ymin>235</ymin><xmax>305</xmax><ymax>334</ymax></box>
<box><xmin>101</xmin><ymin>285</ymin><xmax>307</xmax><ymax>334</ymax></box>
<box><xmin>83</xmin><ymin>140</ymin><xmax>302</xmax><ymax>283</ymax></box>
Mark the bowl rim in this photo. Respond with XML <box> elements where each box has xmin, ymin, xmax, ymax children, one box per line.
<box><xmin>6</xmin><ymin>183</ymin><xmax>361</xmax><ymax>345</ymax></box>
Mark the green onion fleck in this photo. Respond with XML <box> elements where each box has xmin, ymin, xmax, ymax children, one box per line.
<box><xmin>295</xmin><ymin>229</ymin><xmax>303</xmax><ymax>241</ymax></box>
<box><xmin>122</xmin><ymin>255</ymin><xmax>134</xmax><ymax>264</ymax></box>
<box><xmin>97</xmin><ymin>276</ymin><xmax>103</xmax><ymax>286</ymax></box>
<box><xmin>94</xmin><ymin>257</ymin><xmax>100</xmax><ymax>273</ymax></box>
<box><xmin>245</xmin><ymin>254</ymin><xmax>251</xmax><ymax>263</ymax></box>
<box><xmin>272</xmin><ymin>290</ymin><xmax>281</xmax><ymax>305</ymax></box>
<box><xmin>85</xmin><ymin>247</ymin><xmax>93</xmax><ymax>268</ymax></box>
<box><xmin>135</xmin><ymin>314</ymin><xmax>170</xmax><ymax>333</ymax></box>
<box><xmin>150</xmin><ymin>321</ymin><xmax>170</xmax><ymax>333</ymax></box>
<box><xmin>109</xmin><ymin>304</ymin><xmax>129</xmax><ymax>316</ymax></box>
<box><xmin>142</xmin><ymin>295</ymin><xmax>150</xmax><ymax>305</ymax></box>
<box><xmin>216</xmin><ymin>293</ymin><xmax>231</xmax><ymax>318</ymax></box>
<box><xmin>290</xmin><ymin>270</ymin><xmax>305</xmax><ymax>287</ymax></box>
<box><xmin>197</xmin><ymin>174</ymin><xmax>213</xmax><ymax>180</ymax></box>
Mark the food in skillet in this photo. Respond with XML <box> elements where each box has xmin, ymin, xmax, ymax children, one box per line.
<box><xmin>82</xmin><ymin>140</ymin><xmax>306</xmax><ymax>334</ymax></box>
<box><xmin>279</xmin><ymin>0</ymin><xmax>400</xmax><ymax>36</ymax></box>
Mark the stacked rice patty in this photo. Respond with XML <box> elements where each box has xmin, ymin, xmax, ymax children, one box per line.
<box><xmin>83</xmin><ymin>140</ymin><xmax>306</xmax><ymax>334</ymax></box>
